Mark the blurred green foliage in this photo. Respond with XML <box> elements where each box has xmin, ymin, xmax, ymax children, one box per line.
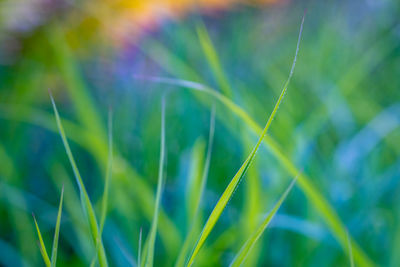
<box><xmin>1</xmin><ymin>0</ymin><xmax>400</xmax><ymax>266</ymax></box>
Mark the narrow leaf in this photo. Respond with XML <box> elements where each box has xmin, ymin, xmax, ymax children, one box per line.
<box><xmin>49</xmin><ymin>91</ymin><xmax>108</xmax><ymax>267</ymax></box>
<box><xmin>196</xmin><ymin>23</ymin><xmax>232</xmax><ymax>97</ymax></box>
<box><xmin>100</xmin><ymin>109</ymin><xmax>113</xmax><ymax>233</ymax></box>
<box><xmin>175</xmin><ymin>107</ymin><xmax>216</xmax><ymax>267</ymax></box>
<box><xmin>138</xmin><ymin>228</ymin><xmax>143</xmax><ymax>267</ymax></box>
<box><xmin>32</xmin><ymin>214</ymin><xmax>51</xmax><ymax>267</ymax></box>
<box><xmin>145</xmin><ymin>97</ymin><xmax>167</xmax><ymax>267</ymax></box>
<box><xmin>230</xmin><ymin>176</ymin><xmax>298</xmax><ymax>267</ymax></box>
<box><xmin>51</xmin><ymin>186</ymin><xmax>64</xmax><ymax>267</ymax></box>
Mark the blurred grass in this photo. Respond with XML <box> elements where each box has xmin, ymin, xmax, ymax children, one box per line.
<box><xmin>0</xmin><ymin>1</ymin><xmax>399</xmax><ymax>266</ymax></box>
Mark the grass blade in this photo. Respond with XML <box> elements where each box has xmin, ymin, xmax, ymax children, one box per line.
<box><xmin>100</xmin><ymin>108</ymin><xmax>113</xmax><ymax>233</ymax></box>
<box><xmin>32</xmin><ymin>214</ymin><xmax>51</xmax><ymax>267</ymax></box>
<box><xmin>230</xmin><ymin>176</ymin><xmax>298</xmax><ymax>267</ymax></box>
<box><xmin>196</xmin><ymin>22</ymin><xmax>232</xmax><ymax>97</ymax></box>
<box><xmin>50</xmin><ymin>186</ymin><xmax>64</xmax><ymax>267</ymax></box>
<box><xmin>49</xmin><ymin>92</ymin><xmax>108</xmax><ymax>267</ymax></box>
<box><xmin>138</xmin><ymin>228</ymin><xmax>143</xmax><ymax>267</ymax></box>
<box><xmin>145</xmin><ymin>97</ymin><xmax>167</xmax><ymax>267</ymax></box>
<box><xmin>175</xmin><ymin>107</ymin><xmax>216</xmax><ymax>267</ymax></box>
<box><xmin>185</xmin><ymin>13</ymin><xmax>304</xmax><ymax>267</ymax></box>
<box><xmin>90</xmin><ymin>109</ymin><xmax>112</xmax><ymax>267</ymax></box>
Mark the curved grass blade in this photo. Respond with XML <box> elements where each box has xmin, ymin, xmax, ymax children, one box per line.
<box><xmin>100</xmin><ymin>109</ymin><xmax>113</xmax><ymax>233</ymax></box>
<box><xmin>145</xmin><ymin>97</ymin><xmax>167</xmax><ymax>267</ymax></box>
<box><xmin>49</xmin><ymin>92</ymin><xmax>108</xmax><ymax>267</ymax></box>
<box><xmin>196</xmin><ymin>22</ymin><xmax>232</xmax><ymax>97</ymax></box>
<box><xmin>32</xmin><ymin>214</ymin><xmax>51</xmax><ymax>267</ymax></box>
<box><xmin>185</xmin><ymin>13</ymin><xmax>305</xmax><ymax>267</ymax></box>
<box><xmin>230</xmin><ymin>176</ymin><xmax>298</xmax><ymax>267</ymax></box>
<box><xmin>51</xmin><ymin>186</ymin><xmax>64</xmax><ymax>267</ymax></box>
<box><xmin>175</xmin><ymin>107</ymin><xmax>216</xmax><ymax>267</ymax></box>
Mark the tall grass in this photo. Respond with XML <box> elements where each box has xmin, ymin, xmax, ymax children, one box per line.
<box><xmin>0</xmin><ymin>4</ymin><xmax>392</xmax><ymax>266</ymax></box>
<box><xmin>50</xmin><ymin>92</ymin><xmax>108</xmax><ymax>267</ymax></box>
<box><xmin>137</xmin><ymin>16</ymin><xmax>375</xmax><ymax>267</ymax></box>
<box><xmin>185</xmin><ymin>14</ymin><xmax>304</xmax><ymax>267</ymax></box>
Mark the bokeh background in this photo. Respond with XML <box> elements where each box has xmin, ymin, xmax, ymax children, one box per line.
<box><xmin>1</xmin><ymin>0</ymin><xmax>400</xmax><ymax>266</ymax></box>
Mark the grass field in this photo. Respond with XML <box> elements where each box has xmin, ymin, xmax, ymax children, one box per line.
<box><xmin>0</xmin><ymin>0</ymin><xmax>399</xmax><ymax>266</ymax></box>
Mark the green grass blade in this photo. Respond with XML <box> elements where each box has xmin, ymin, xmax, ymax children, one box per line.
<box><xmin>50</xmin><ymin>186</ymin><xmax>64</xmax><ymax>267</ymax></box>
<box><xmin>145</xmin><ymin>97</ymin><xmax>167</xmax><ymax>267</ymax></box>
<box><xmin>32</xmin><ymin>214</ymin><xmax>51</xmax><ymax>267</ymax></box>
<box><xmin>138</xmin><ymin>228</ymin><xmax>143</xmax><ymax>267</ymax></box>
<box><xmin>346</xmin><ymin>230</ymin><xmax>355</xmax><ymax>267</ymax></box>
<box><xmin>100</xmin><ymin>109</ymin><xmax>113</xmax><ymax>233</ymax></box>
<box><xmin>175</xmin><ymin>107</ymin><xmax>216</xmax><ymax>267</ymax></box>
<box><xmin>90</xmin><ymin>110</ymin><xmax>113</xmax><ymax>267</ymax></box>
<box><xmin>49</xmin><ymin>92</ymin><xmax>108</xmax><ymax>267</ymax></box>
<box><xmin>230</xmin><ymin>176</ymin><xmax>298</xmax><ymax>267</ymax></box>
<box><xmin>185</xmin><ymin>14</ymin><xmax>304</xmax><ymax>267</ymax></box>
<box><xmin>241</xmin><ymin>133</ymin><xmax>263</xmax><ymax>267</ymax></box>
<box><xmin>196</xmin><ymin>23</ymin><xmax>232</xmax><ymax>97</ymax></box>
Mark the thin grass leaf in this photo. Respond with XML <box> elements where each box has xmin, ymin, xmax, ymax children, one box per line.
<box><xmin>89</xmin><ymin>110</ymin><xmax>112</xmax><ymax>267</ymax></box>
<box><xmin>32</xmin><ymin>214</ymin><xmax>51</xmax><ymax>267</ymax></box>
<box><xmin>346</xmin><ymin>230</ymin><xmax>355</xmax><ymax>267</ymax></box>
<box><xmin>230</xmin><ymin>176</ymin><xmax>298</xmax><ymax>267</ymax></box>
<box><xmin>138</xmin><ymin>228</ymin><xmax>143</xmax><ymax>267</ymax></box>
<box><xmin>145</xmin><ymin>97</ymin><xmax>167</xmax><ymax>267</ymax></box>
<box><xmin>49</xmin><ymin>92</ymin><xmax>108</xmax><ymax>267</ymax></box>
<box><xmin>185</xmin><ymin>14</ymin><xmax>305</xmax><ymax>267</ymax></box>
<box><xmin>175</xmin><ymin>107</ymin><xmax>216</xmax><ymax>267</ymax></box>
<box><xmin>241</xmin><ymin>133</ymin><xmax>263</xmax><ymax>267</ymax></box>
<box><xmin>196</xmin><ymin>23</ymin><xmax>232</xmax><ymax>97</ymax></box>
<box><xmin>50</xmin><ymin>186</ymin><xmax>64</xmax><ymax>267</ymax></box>
<box><xmin>100</xmin><ymin>109</ymin><xmax>113</xmax><ymax>233</ymax></box>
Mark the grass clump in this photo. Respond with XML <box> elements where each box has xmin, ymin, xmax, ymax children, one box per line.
<box><xmin>33</xmin><ymin>186</ymin><xmax>64</xmax><ymax>267</ymax></box>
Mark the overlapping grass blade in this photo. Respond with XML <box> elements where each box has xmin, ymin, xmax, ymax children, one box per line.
<box><xmin>32</xmin><ymin>214</ymin><xmax>51</xmax><ymax>267</ymax></box>
<box><xmin>144</xmin><ymin>97</ymin><xmax>166</xmax><ymax>267</ymax></box>
<box><xmin>230</xmin><ymin>176</ymin><xmax>298</xmax><ymax>267</ymax></box>
<box><xmin>175</xmin><ymin>107</ymin><xmax>215</xmax><ymax>267</ymax></box>
<box><xmin>50</xmin><ymin>186</ymin><xmax>64</xmax><ymax>267</ymax></box>
<box><xmin>184</xmin><ymin>13</ymin><xmax>304</xmax><ymax>267</ymax></box>
<box><xmin>49</xmin><ymin>92</ymin><xmax>108</xmax><ymax>267</ymax></box>
<box><xmin>196</xmin><ymin>22</ymin><xmax>232</xmax><ymax>97</ymax></box>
